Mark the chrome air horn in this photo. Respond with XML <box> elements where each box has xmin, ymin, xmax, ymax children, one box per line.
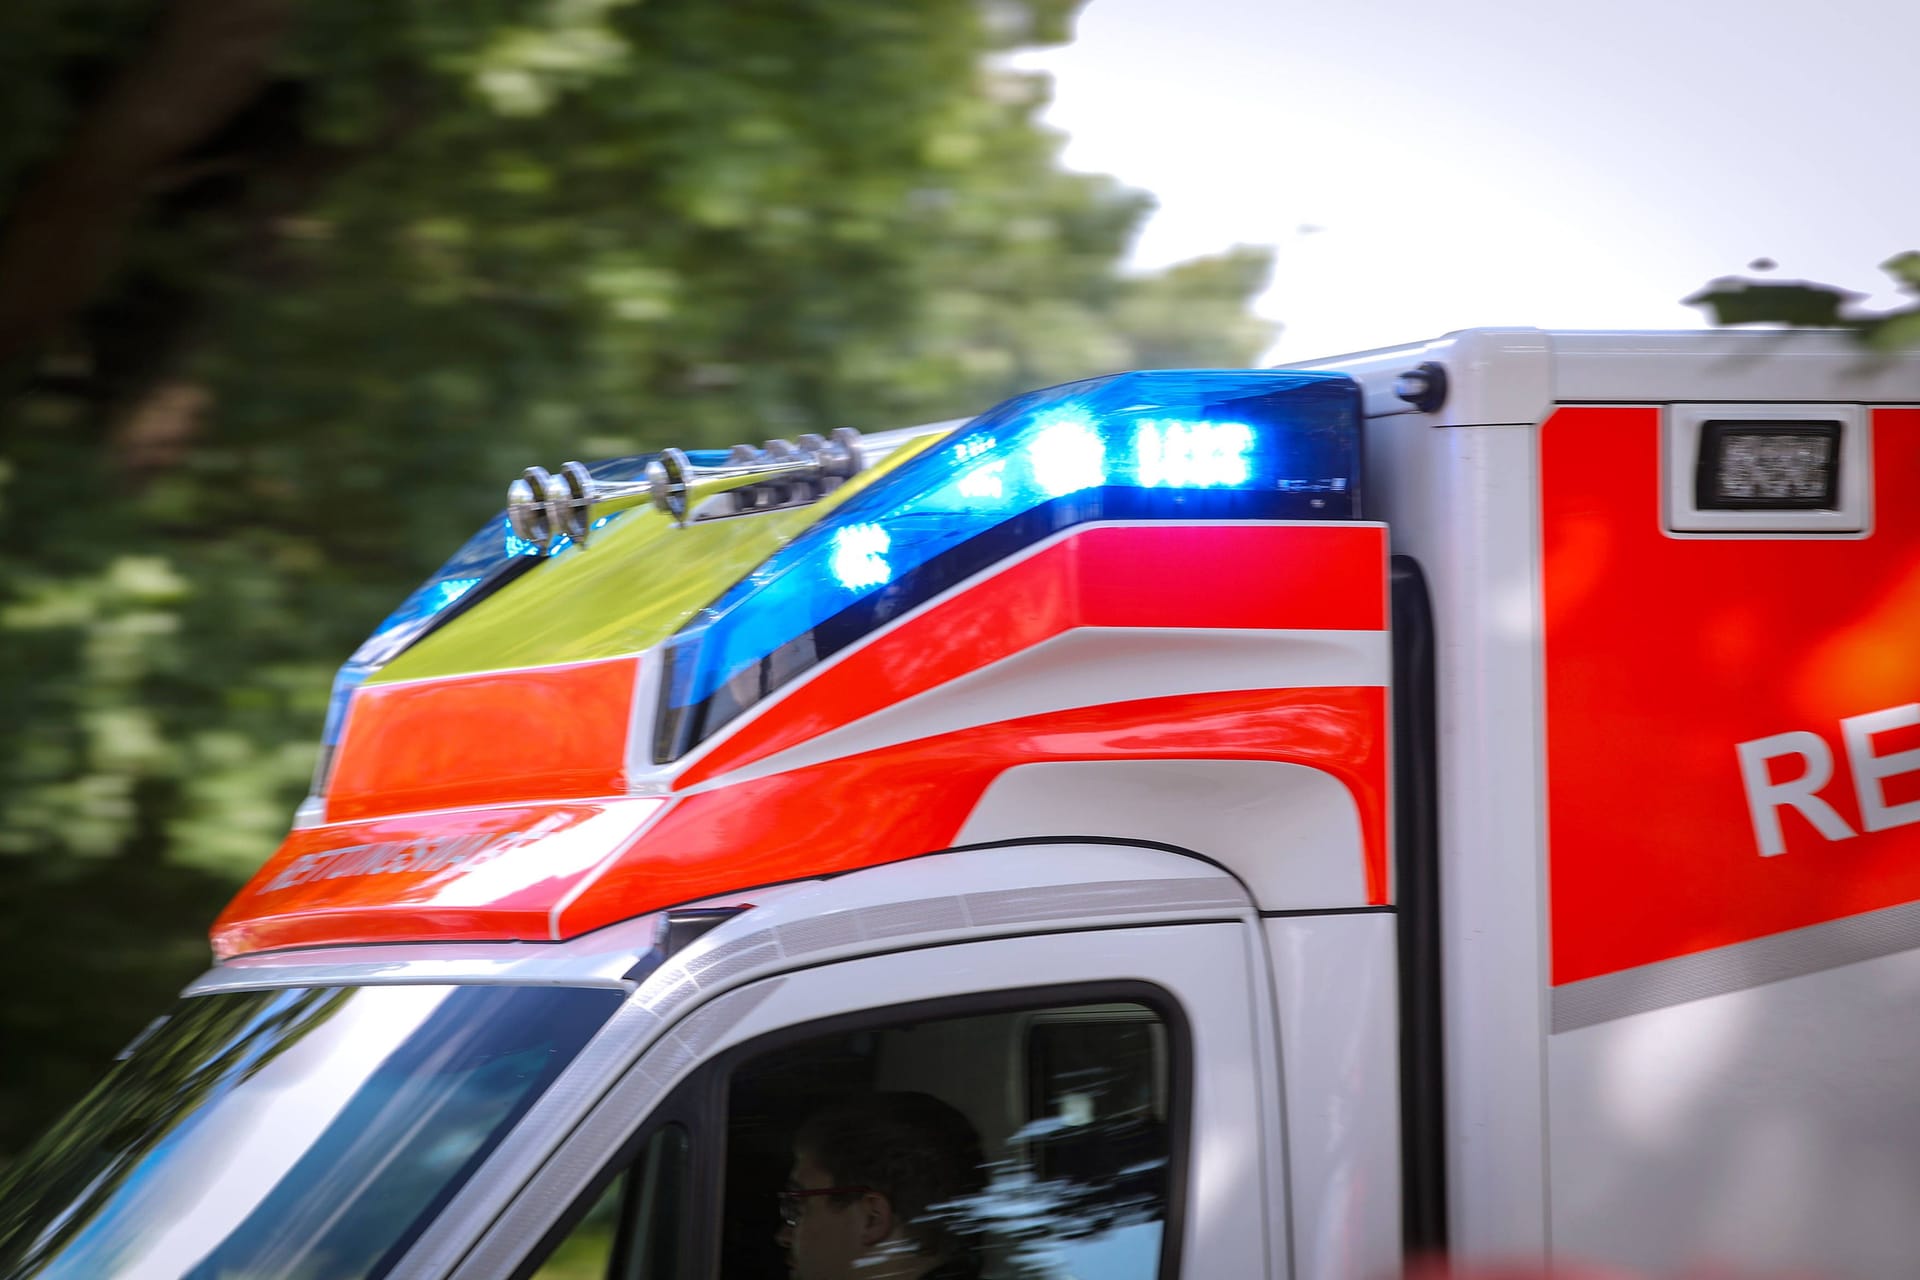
<box><xmin>506</xmin><ymin>428</ymin><xmax>865</xmax><ymax>553</ymax></box>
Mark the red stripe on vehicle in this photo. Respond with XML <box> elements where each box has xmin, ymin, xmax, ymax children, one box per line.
<box><xmin>212</xmin><ymin>798</ymin><xmax>662</xmax><ymax>957</ymax></box>
<box><xmin>678</xmin><ymin>523</ymin><xmax>1386</xmax><ymax>787</ymax></box>
<box><xmin>562</xmin><ymin>684</ymin><xmax>1389</xmax><ymax>940</ymax></box>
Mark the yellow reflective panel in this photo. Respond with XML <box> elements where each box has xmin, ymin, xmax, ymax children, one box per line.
<box><xmin>372</xmin><ymin>432</ymin><xmax>949</xmax><ymax>683</ymax></box>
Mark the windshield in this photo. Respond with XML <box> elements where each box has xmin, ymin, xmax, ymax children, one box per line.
<box><xmin>0</xmin><ymin>982</ymin><xmax>623</xmax><ymax>1279</ymax></box>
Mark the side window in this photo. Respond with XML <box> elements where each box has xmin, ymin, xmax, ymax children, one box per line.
<box><xmin>527</xmin><ymin>1123</ymin><xmax>690</xmax><ymax>1280</ymax></box>
<box><xmin>722</xmin><ymin>997</ymin><xmax>1177</xmax><ymax>1280</ymax></box>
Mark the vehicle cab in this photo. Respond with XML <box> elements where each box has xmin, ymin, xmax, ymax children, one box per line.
<box><xmin>0</xmin><ymin>367</ymin><xmax>1398</xmax><ymax>1279</ymax></box>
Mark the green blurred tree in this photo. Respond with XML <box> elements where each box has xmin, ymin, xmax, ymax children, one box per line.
<box><xmin>1689</xmin><ymin>252</ymin><xmax>1920</xmax><ymax>349</ymax></box>
<box><xmin>0</xmin><ymin>0</ymin><xmax>1274</xmax><ymax>1157</ymax></box>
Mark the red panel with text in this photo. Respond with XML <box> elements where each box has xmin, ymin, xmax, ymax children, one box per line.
<box><xmin>212</xmin><ymin>798</ymin><xmax>664</xmax><ymax>957</ymax></box>
<box><xmin>1543</xmin><ymin>407</ymin><xmax>1920</xmax><ymax>985</ymax></box>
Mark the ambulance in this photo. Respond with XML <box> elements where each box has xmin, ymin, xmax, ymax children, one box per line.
<box><xmin>2</xmin><ymin>328</ymin><xmax>1918</xmax><ymax>1280</ymax></box>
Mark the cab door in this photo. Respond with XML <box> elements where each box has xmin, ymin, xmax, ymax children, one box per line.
<box><xmin>442</xmin><ymin>856</ymin><xmax>1284</xmax><ymax>1280</ymax></box>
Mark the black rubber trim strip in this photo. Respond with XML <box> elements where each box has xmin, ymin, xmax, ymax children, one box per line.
<box><xmin>1258</xmin><ymin>905</ymin><xmax>1395</xmax><ymax>918</ymax></box>
<box><xmin>398</xmin><ymin>551</ymin><xmax>541</xmax><ymax>655</ymax></box>
<box><xmin>1391</xmin><ymin>554</ymin><xmax>1446</xmax><ymax>1255</ymax></box>
<box><xmin>941</xmin><ymin>833</ymin><xmax>1251</xmax><ymax>891</ymax></box>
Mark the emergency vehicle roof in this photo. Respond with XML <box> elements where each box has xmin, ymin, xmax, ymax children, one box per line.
<box><xmin>213</xmin><ymin>367</ymin><xmax>1377</xmax><ymax>958</ymax></box>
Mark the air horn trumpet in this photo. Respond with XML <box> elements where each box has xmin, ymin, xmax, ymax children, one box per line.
<box><xmin>506</xmin><ymin>427</ymin><xmax>865</xmax><ymax>553</ymax></box>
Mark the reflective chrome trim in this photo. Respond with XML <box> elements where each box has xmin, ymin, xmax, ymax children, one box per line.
<box><xmin>652</xmin><ymin>876</ymin><xmax>1250</xmax><ymax>1002</ymax></box>
<box><xmin>181</xmin><ymin>914</ymin><xmax>665</xmax><ymax>997</ymax></box>
<box><xmin>612</xmin><ymin>854</ymin><xmax>1249</xmax><ymax>1033</ymax></box>
<box><xmin>1551</xmin><ymin>898</ymin><xmax>1920</xmax><ymax>1032</ymax></box>
<box><xmin>439</xmin><ymin>981</ymin><xmax>783</xmax><ymax>1280</ymax></box>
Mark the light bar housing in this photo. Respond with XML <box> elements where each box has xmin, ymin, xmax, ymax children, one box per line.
<box><xmin>653</xmin><ymin>368</ymin><xmax>1363</xmax><ymax>762</ymax></box>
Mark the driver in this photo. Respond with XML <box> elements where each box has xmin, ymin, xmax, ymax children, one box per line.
<box><xmin>776</xmin><ymin>1091</ymin><xmax>987</xmax><ymax>1280</ymax></box>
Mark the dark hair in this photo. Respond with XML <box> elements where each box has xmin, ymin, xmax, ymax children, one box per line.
<box><xmin>794</xmin><ymin>1091</ymin><xmax>987</xmax><ymax>1257</ymax></box>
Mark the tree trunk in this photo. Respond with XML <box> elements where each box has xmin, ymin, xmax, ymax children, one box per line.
<box><xmin>0</xmin><ymin>0</ymin><xmax>294</xmax><ymax>368</ymax></box>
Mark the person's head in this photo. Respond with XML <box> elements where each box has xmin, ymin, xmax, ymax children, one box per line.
<box><xmin>776</xmin><ymin>1091</ymin><xmax>986</xmax><ymax>1280</ymax></box>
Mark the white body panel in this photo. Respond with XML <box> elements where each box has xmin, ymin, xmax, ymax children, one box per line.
<box><xmin>1548</xmin><ymin>945</ymin><xmax>1920</xmax><ymax>1279</ymax></box>
<box><xmin>1265</xmin><ymin>913</ymin><xmax>1403</xmax><ymax>1280</ymax></box>
<box><xmin>1295</xmin><ymin>327</ymin><xmax>1920</xmax><ymax>424</ymax></box>
<box><xmin>1301</xmin><ymin>327</ymin><xmax>1920</xmax><ymax>1269</ymax></box>
<box><xmin>958</xmin><ymin>760</ymin><xmax>1367</xmax><ymax>910</ymax></box>
<box><xmin>1357</xmin><ymin>407</ymin><xmax>1550</xmax><ymax>1258</ymax></box>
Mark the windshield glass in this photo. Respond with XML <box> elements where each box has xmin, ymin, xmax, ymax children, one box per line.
<box><xmin>0</xmin><ymin>982</ymin><xmax>623</xmax><ymax>1279</ymax></box>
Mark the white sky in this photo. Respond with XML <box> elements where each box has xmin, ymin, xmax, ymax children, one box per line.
<box><xmin>1010</xmin><ymin>0</ymin><xmax>1918</xmax><ymax>361</ymax></box>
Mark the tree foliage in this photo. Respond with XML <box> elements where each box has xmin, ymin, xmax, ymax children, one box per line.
<box><xmin>1688</xmin><ymin>251</ymin><xmax>1920</xmax><ymax>350</ymax></box>
<box><xmin>0</xmin><ymin>0</ymin><xmax>1274</xmax><ymax>1158</ymax></box>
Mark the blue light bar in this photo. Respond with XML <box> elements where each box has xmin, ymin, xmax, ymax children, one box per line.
<box><xmin>654</xmin><ymin>368</ymin><xmax>1361</xmax><ymax>762</ymax></box>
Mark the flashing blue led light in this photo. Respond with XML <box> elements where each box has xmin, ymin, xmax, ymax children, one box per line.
<box><xmin>1135</xmin><ymin>419</ymin><xmax>1254</xmax><ymax>488</ymax></box>
<box><xmin>1028</xmin><ymin>409</ymin><xmax>1106</xmax><ymax>497</ymax></box>
<box><xmin>655</xmin><ymin>367</ymin><xmax>1362</xmax><ymax>760</ymax></box>
<box><xmin>955</xmin><ymin>458</ymin><xmax>1005</xmax><ymax>501</ymax></box>
<box><xmin>955</xmin><ymin>434</ymin><xmax>995</xmax><ymax>463</ymax></box>
<box><xmin>434</xmin><ymin>577</ymin><xmax>483</xmax><ymax>608</ymax></box>
<box><xmin>830</xmin><ymin>523</ymin><xmax>893</xmax><ymax>590</ymax></box>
